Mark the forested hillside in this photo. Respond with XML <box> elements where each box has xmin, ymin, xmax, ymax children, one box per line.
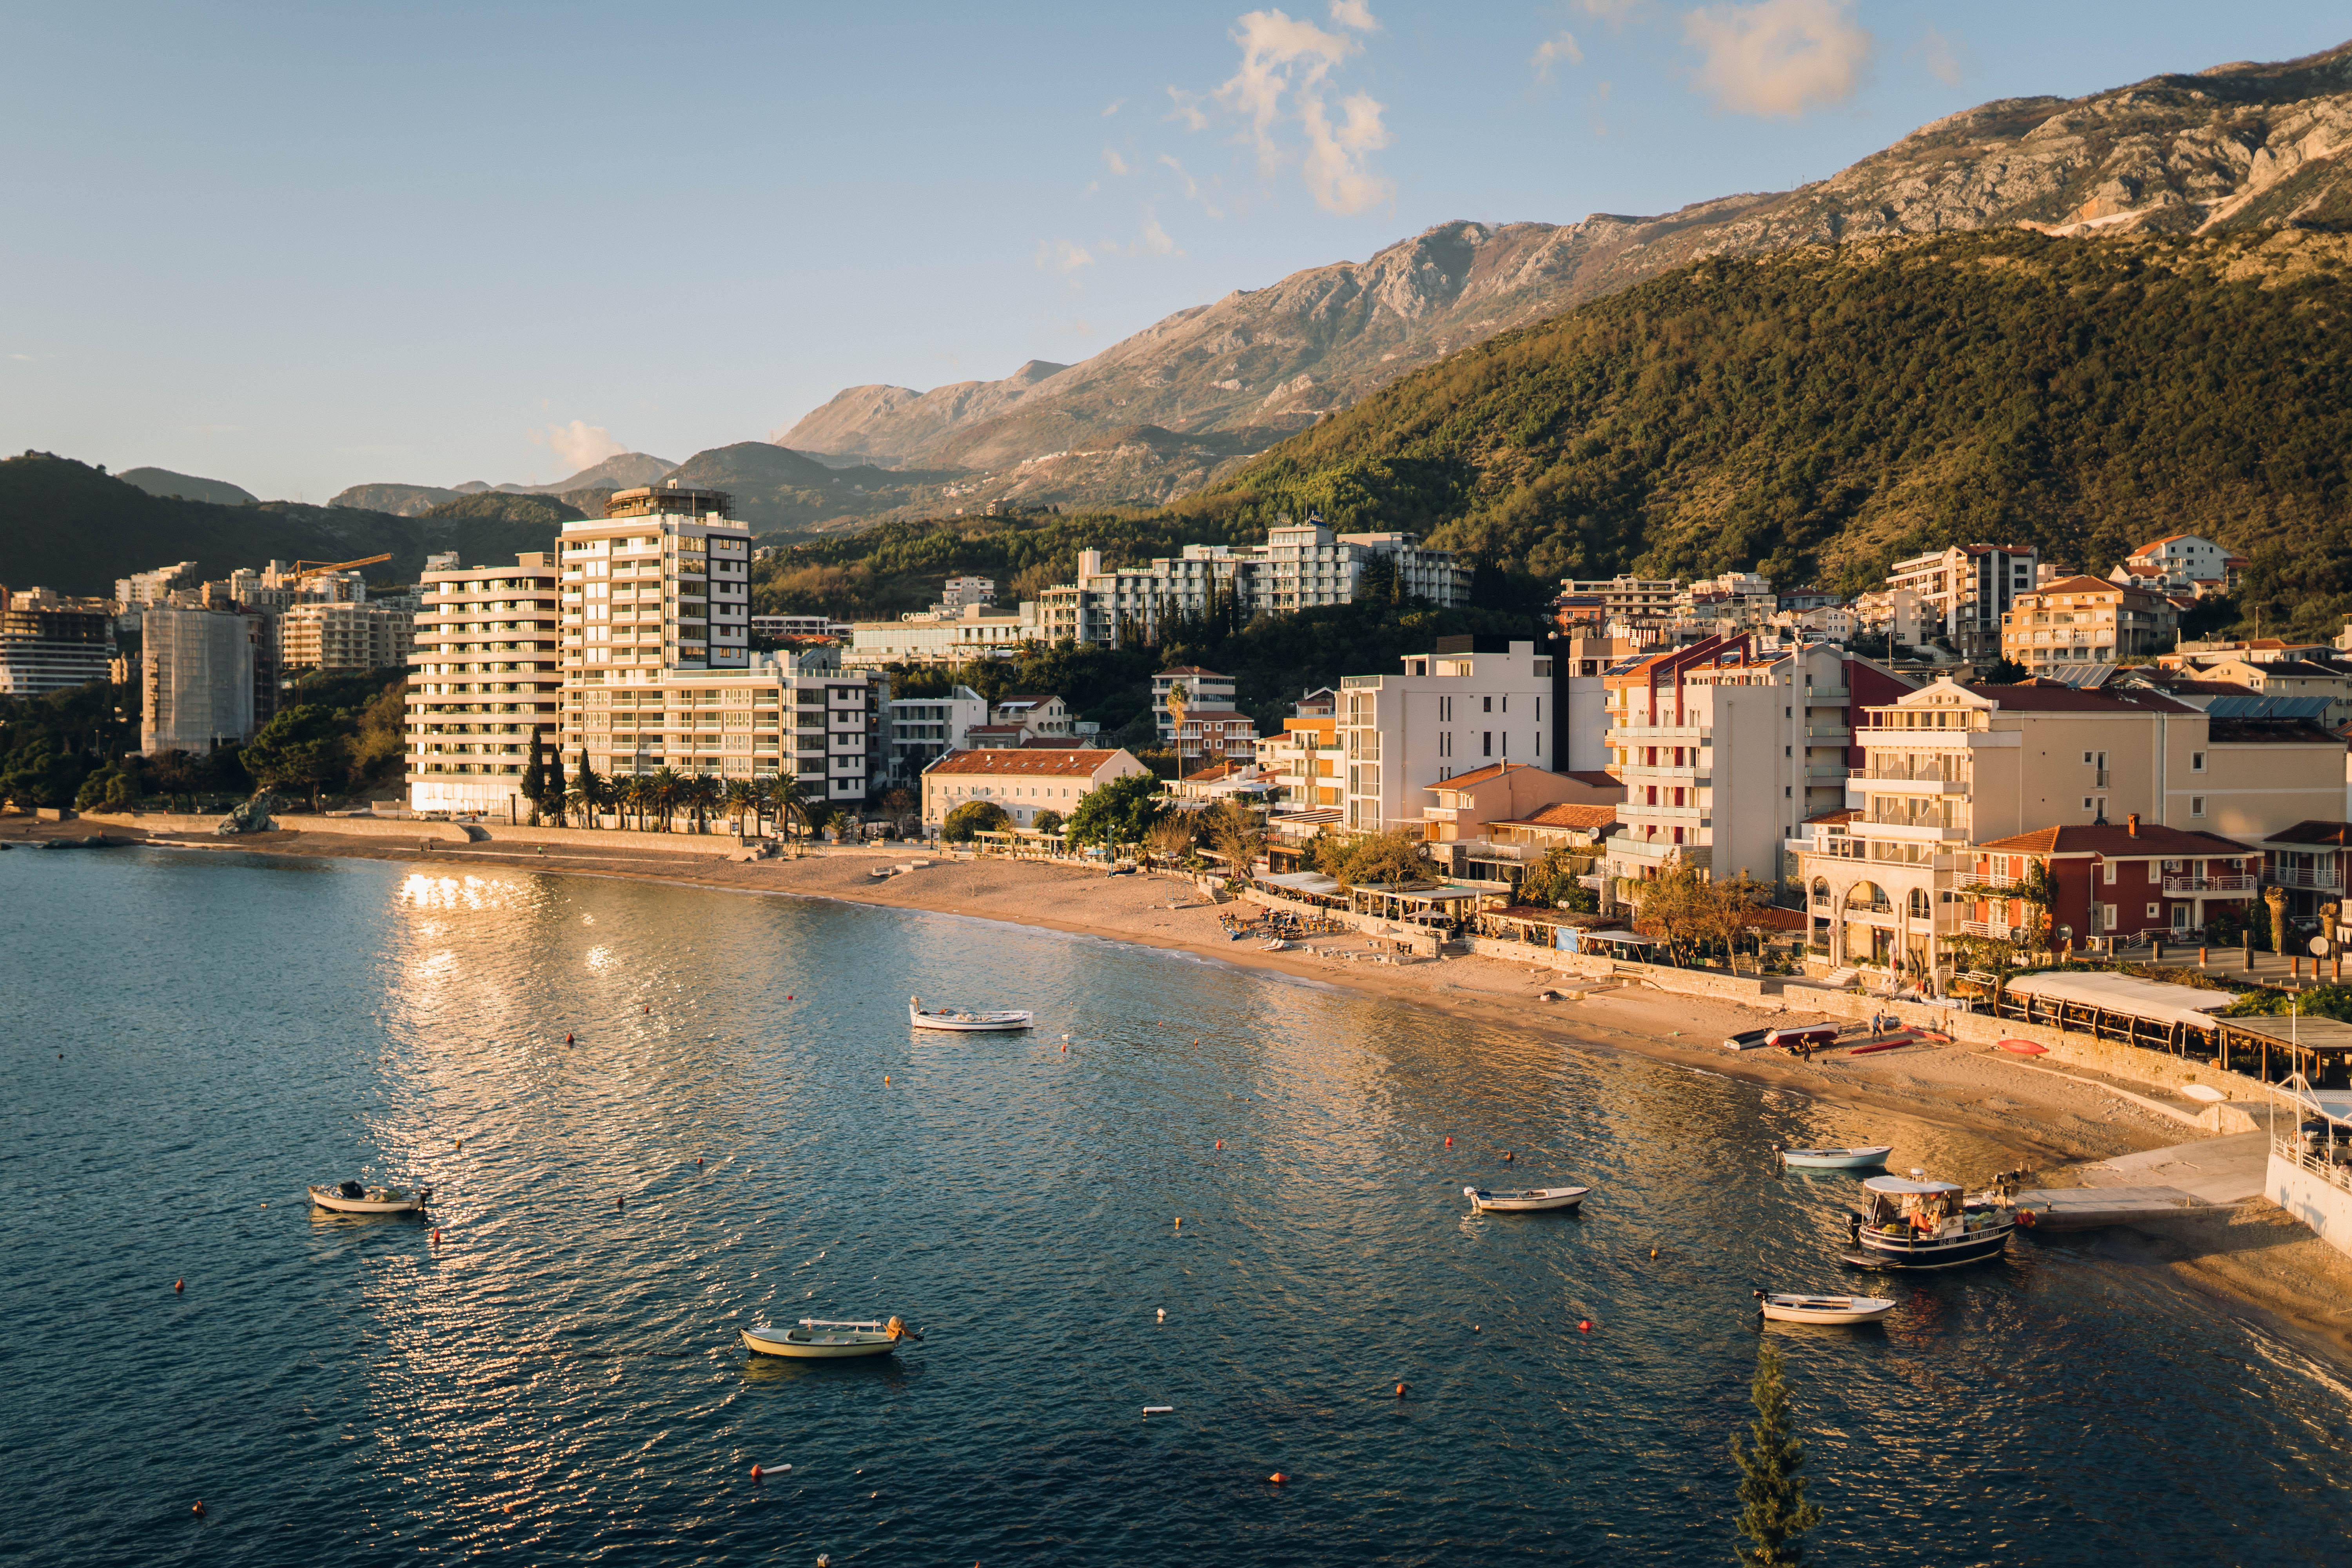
<box><xmin>0</xmin><ymin>454</ymin><xmax>559</xmax><ymax>593</ymax></box>
<box><xmin>1183</xmin><ymin>229</ymin><xmax>2352</xmax><ymax>633</ymax></box>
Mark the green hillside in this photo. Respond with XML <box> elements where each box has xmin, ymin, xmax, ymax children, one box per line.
<box><xmin>0</xmin><ymin>454</ymin><xmax>558</xmax><ymax>595</ymax></box>
<box><xmin>118</xmin><ymin>466</ymin><xmax>259</xmax><ymax>506</ymax></box>
<box><xmin>1181</xmin><ymin>229</ymin><xmax>2352</xmax><ymax>633</ymax></box>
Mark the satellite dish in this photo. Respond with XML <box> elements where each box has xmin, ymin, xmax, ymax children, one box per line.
<box><xmin>2312</xmin><ymin>936</ymin><xmax>2332</xmax><ymax>957</ymax></box>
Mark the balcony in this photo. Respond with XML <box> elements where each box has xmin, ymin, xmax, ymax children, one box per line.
<box><xmin>2272</xmin><ymin>865</ymin><xmax>2343</xmax><ymax>891</ymax></box>
<box><xmin>1960</xmin><ymin>920</ymin><xmax>2019</xmax><ymax>939</ymax></box>
<box><xmin>2164</xmin><ymin>873</ymin><xmax>2258</xmax><ymax>895</ymax></box>
<box><xmin>1793</xmin><ymin>835</ymin><xmax>1865</xmax><ymax>860</ymax></box>
<box><xmin>1608</xmin><ymin>724</ymin><xmax>1711</xmax><ymax>742</ymax></box>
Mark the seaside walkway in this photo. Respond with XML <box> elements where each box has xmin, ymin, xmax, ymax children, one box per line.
<box><xmin>2011</xmin><ymin>1131</ymin><xmax>2271</xmax><ymax>1231</ymax></box>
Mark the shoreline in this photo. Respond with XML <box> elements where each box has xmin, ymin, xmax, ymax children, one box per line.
<box><xmin>22</xmin><ymin>817</ymin><xmax>2352</xmax><ymax>1357</ymax></box>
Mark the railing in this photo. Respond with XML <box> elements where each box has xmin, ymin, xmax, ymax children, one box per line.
<box><xmin>1858</xmin><ymin>764</ymin><xmax>1966</xmax><ymax>783</ymax></box>
<box><xmin>2164</xmin><ymin>873</ymin><xmax>2258</xmax><ymax>894</ymax></box>
<box><xmin>2272</xmin><ymin>866</ymin><xmax>2343</xmax><ymax>891</ymax></box>
<box><xmin>1967</xmin><ymin>870</ymin><xmax>2023</xmax><ymax>890</ymax></box>
<box><xmin>1960</xmin><ymin>920</ymin><xmax>2016</xmax><ymax>939</ymax></box>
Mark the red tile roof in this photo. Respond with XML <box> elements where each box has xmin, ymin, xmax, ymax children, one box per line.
<box><xmin>928</xmin><ymin>748</ymin><xmax>1130</xmax><ymax>779</ymax></box>
<box><xmin>1976</xmin><ymin>824</ymin><xmax>2257</xmax><ymax>857</ymax></box>
<box><xmin>1428</xmin><ymin>760</ymin><xmax>1538</xmax><ymax>790</ymax></box>
<box><xmin>1495</xmin><ymin>802</ymin><xmax>1619</xmax><ymax>831</ymax></box>
<box><xmin>2263</xmin><ymin>820</ymin><xmax>2352</xmax><ymax>847</ymax></box>
<box><xmin>1966</xmin><ymin>684</ymin><xmax>2199</xmax><ymax>715</ymax></box>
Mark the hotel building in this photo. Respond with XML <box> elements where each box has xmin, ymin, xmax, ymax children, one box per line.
<box><xmin>405</xmin><ymin>552</ymin><xmax>561</xmax><ymax>816</ymax></box>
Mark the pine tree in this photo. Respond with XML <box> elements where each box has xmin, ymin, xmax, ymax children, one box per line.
<box><xmin>1731</xmin><ymin>1342</ymin><xmax>1824</xmax><ymax>1568</ymax></box>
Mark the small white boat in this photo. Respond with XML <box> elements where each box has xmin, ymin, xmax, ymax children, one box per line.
<box><xmin>1777</xmin><ymin>1145</ymin><xmax>1893</xmax><ymax>1171</ymax></box>
<box><xmin>1259</xmin><ymin>938</ymin><xmax>1291</xmax><ymax>952</ymax></box>
<box><xmin>741</xmin><ymin>1316</ymin><xmax>917</xmax><ymax>1359</ymax></box>
<box><xmin>1464</xmin><ymin>1184</ymin><xmax>1589</xmax><ymax>1213</ymax></box>
<box><xmin>908</xmin><ymin>995</ymin><xmax>1033</xmax><ymax>1032</ymax></box>
<box><xmin>307</xmin><ymin>1180</ymin><xmax>431</xmax><ymax>1214</ymax></box>
<box><xmin>1755</xmin><ymin>1290</ymin><xmax>1896</xmax><ymax>1325</ymax></box>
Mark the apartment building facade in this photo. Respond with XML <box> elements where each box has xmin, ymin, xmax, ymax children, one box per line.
<box><xmin>1999</xmin><ymin>575</ymin><xmax>2177</xmax><ymax>677</ymax></box>
<box><xmin>1886</xmin><ymin>543</ymin><xmax>2038</xmax><ymax>657</ymax></box>
<box><xmin>846</xmin><ymin>601</ymin><xmax>1046</xmax><ymax>667</ymax></box>
<box><xmin>0</xmin><ymin>595</ymin><xmax>114</xmax><ymax>695</ymax></box>
<box><xmin>1599</xmin><ymin>637</ymin><xmax>1912</xmax><ymax>897</ymax></box>
<box><xmin>1965</xmin><ymin>819</ymin><xmax>2261</xmax><ymax>950</ymax></box>
<box><xmin>1794</xmin><ymin>679</ymin><xmax>2341</xmax><ymax>980</ymax></box>
<box><xmin>887</xmin><ymin>686</ymin><xmax>988</xmax><ymax>784</ymax></box>
<box><xmin>141</xmin><ymin>606</ymin><xmax>265</xmax><ymax>755</ymax></box>
<box><xmin>405</xmin><ymin>552</ymin><xmax>561</xmax><ymax>816</ymax></box>
<box><xmin>554</xmin><ymin>487</ymin><xmax>882</xmax><ymax>807</ymax></box>
<box><xmin>1337</xmin><ymin>638</ymin><xmax>1559</xmax><ymax>835</ymax></box>
<box><xmin>281</xmin><ymin>601</ymin><xmax>415</xmax><ymax>673</ymax></box>
<box><xmin>2113</xmin><ymin>532</ymin><xmax>2247</xmax><ymax>595</ymax></box>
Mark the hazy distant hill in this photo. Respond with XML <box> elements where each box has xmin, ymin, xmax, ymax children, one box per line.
<box><xmin>117</xmin><ymin>467</ymin><xmax>259</xmax><ymax>507</ymax></box>
<box><xmin>0</xmin><ymin>454</ymin><xmax>559</xmax><ymax>596</ymax></box>
<box><xmin>779</xmin><ymin>36</ymin><xmax>2352</xmax><ymax>501</ymax></box>
<box><xmin>423</xmin><ymin>492</ymin><xmax>587</xmax><ymax>526</ymax></box>
<box><xmin>328</xmin><ymin>481</ymin><xmax>464</xmax><ymax>516</ymax></box>
<box><xmin>498</xmin><ymin>451</ymin><xmax>674</xmax><ymax>495</ymax></box>
<box><xmin>657</xmin><ymin>442</ymin><xmax>965</xmax><ymax>536</ymax></box>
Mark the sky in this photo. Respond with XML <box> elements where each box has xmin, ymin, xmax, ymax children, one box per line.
<box><xmin>4</xmin><ymin>1</ymin><xmax>2347</xmax><ymax>501</ymax></box>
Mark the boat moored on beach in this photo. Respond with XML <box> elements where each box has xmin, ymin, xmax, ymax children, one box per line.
<box><xmin>1842</xmin><ymin>1172</ymin><xmax>2015</xmax><ymax>1269</ymax></box>
<box><xmin>308</xmin><ymin>1180</ymin><xmax>431</xmax><ymax>1214</ymax></box>
<box><xmin>1464</xmin><ymin>1185</ymin><xmax>1589</xmax><ymax>1213</ymax></box>
<box><xmin>741</xmin><ymin>1317</ymin><xmax>918</xmax><ymax>1358</ymax></box>
<box><xmin>1777</xmin><ymin>1145</ymin><xmax>1893</xmax><ymax>1171</ymax></box>
<box><xmin>909</xmin><ymin>996</ymin><xmax>1034</xmax><ymax>1032</ymax></box>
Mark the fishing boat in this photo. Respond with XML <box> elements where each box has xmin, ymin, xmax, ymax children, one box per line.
<box><xmin>1754</xmin><ymin>1290</ymin><xmax>1896</xmax><ymax>1325</ymax></box>
<box><xmin>307</xmin><ymin>1180</ymin><xmax>431</xmax><ymax>1214</ymax></box>
<box><xmin>740</xmin><ymin>1317</ymin><xmax>917</xmax><ymax>1359</ymax></box>
<box><xmin>1841</xmin><ymin>1172</ymin><xmax>2015</xmax><ymax>1269</ymax></box>
<box><xmin>908</xmin><ymin>996</ymin><xmax>1033</xmax><ymax>1032</ymax></box>
<box><xmin>1463</xmin><ymin>1184</ymin><xmax>1588</xmax><ymax>1213</ymax></box>
<box><xmin>1724</xmin><ymin>1022</ymin><xmax>1839</xmax><ymax>1052</ymax></box>
<box><xmin>1777</xmin><ymin>1145</ymin><xmax>1893</xmax><ymax>1171</ymax></box>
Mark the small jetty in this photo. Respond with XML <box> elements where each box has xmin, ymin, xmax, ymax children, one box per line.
<box><xmin>2006</xmin><ymin>1131</ymin><xmax>2267</xmax><ymax>1232</ymax></box>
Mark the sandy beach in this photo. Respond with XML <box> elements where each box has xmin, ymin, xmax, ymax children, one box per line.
<box><xmin>22</xmin><ymin>815</ymin><xmax>2352</xmax><ymax>1355</ymax></box>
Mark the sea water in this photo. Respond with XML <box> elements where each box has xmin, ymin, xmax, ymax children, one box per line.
<box><xmin>5</xmin><ymin>847</ymin><xmax>2350</xmax><ymax>1565</ymax></box>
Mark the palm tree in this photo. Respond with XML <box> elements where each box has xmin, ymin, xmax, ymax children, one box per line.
<box><xmin>649</xmin><ymin>767</ymin><xmax>684</xmax><ymax>832</ymax></box>
<box><xmin>565</xmin><ymin>771</ymin><xmax>596</xmax><ymax>829</ymax></box>
<box><xmin>725</xmin><ymin>779</ymin><xmax>760</xmax><ymax>836</ymax></box>
<box><xmin>686</xmin><ymin>774</ymin><xmax>722</xmax><ymax>833</ymax></box>
<box><xmin>770</xmin><ymin>773</ymin><xmax>810</xmax><ymax>853</ymax></box>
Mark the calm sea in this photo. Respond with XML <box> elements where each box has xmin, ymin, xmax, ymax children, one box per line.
<box><xmin>5</xmin><ymin>847</ymin><xmax>2352</xmax><ymax>1565</ymax></box>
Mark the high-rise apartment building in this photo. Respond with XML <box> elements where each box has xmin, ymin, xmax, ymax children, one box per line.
<box><xmin>1885</xmin><ymin>544</ymin><xmax>2038</xmax><ymax>658</ymax></box>
<box><xmin>0</xmin><ymin>592</ymin><xmax>115</xmax><ymax>695</ymax></box>
<box><xmin>1337</xmin><ymin>638</ymin><xmax>1559</xmax><ymax>834</ymax></box>
<box><xmin>141</xmin><ymin>606</ymin><xmax>265</xmax><ymax>755</ymax></box>
<box><xmin>406</xmin><ymin>552</ymin><xmax>561</xmax><ymax>815</ymax></box>
<box><xmin>282</xmin><ymin>601</ymin><xmax>416</xmax><ymax>673</ymax></box>
<box><xmin>557</xmin><ymin>487</ymin><xmax>882</xmax><ymax>805</ymax></box>
<box><xmin>1999</xmin><ymin>576</ymin><xmax>2177</xmax><ymax>678</ymax></box>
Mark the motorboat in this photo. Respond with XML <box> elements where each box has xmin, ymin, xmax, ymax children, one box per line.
<box><xmin>1777</xmin><ymin>1145</ymin><xmax>1893</xmax><ymax>1171</ymax></box>
<box><xmin>307</xmin><ymin>1180</ymin><xmax>431</xmax><ymax>1214</ymax></box>
<box><xmin>1724</xmin><ymin>1022</ymin><xmax>1839</xmax><ymax>1052</ymax></box>
<box><xmin>1842</xmin><ymin>1171</ymin><xmax>2015</xmax><ymax>1269</ymax></box>
<box><xmin>1463</xmin><ymin>1184</ymin><xmax>1588</xmax><ymax>1213</ymax></box>
<box><xmin>741</xmin><ymin>1316</ymin><xmax>918</xmax><ymax>1359</ymax></box>
<box><xmin>1754</xmin><ymin>1290</ymin><xmax>1896</xmax><ymax>1325</ymax></box>
<box><xmin>908</xmin><ymin>996</ymin><xmax>1033</xmax><ymax>1033</ymax></box>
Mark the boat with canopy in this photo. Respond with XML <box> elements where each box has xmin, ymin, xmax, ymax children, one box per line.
<box><xmin>1842</xmin><ymin>1171</ymin><xmax>2014</xmax><ymax>1269</ymax></box>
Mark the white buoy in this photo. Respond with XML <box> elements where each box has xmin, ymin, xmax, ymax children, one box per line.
<box><xmin>1143</xmin><ymin>1405</ymin><xmax>1174</xmax><ymax>1416</ymax></box>
<box><xmin>1156</xmin><ymin>1307</ymin><xmax>1166</xmax><ymax>1322</ymax></box>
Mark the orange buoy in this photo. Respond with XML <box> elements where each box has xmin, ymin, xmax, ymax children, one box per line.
<box><xmin>1503</xmin><ymin>1152</ymin><xmax>1514</xmax><ymax>1163</ymax></box>
<box><xmin>192</xmin><ymin>1500</ymin><xmax>205</xmax><ymax>1517</ymax></box>
<box><xmin>1215</xmin><ymin>1140</ymin><xmax>1223</xmax><ymax>1150</ymax></box>
<box><xmin>1268</xmin><ymin>1472</ymin><xmax>1287</xmax><ymax>1485</ymax></box>
<box><xmin>565</xmin><ymin>1033</ymin><xmax>573</xmax><ymax>1044</ymax></box>
<box><xmin>1395</xmin><ymin>1382</ymin><xmax>1406</xmax><ymax>1398</ymax></box>
<box><xmin>1579</xmin><ymin>1319</ymin><xmax>1592</xmax><ymax>1332</ymax></box>
<box><xmin>174</xmin><ymin>1279</ymin><xmax>184</xmax><ymax>1294</ymax></box>
<box><xmin>1444</xmin><ymin>1136</ymin><xmax>1453</xmax><ymax>1147</ymax></box>
<box><xmin>432</xmin><ymin>1228</ymin><xmax>441</xmax><ymax>1245</ymax></box>
<box><xmin>751</xmin><ymin>1463</ymin><xmax>763</xmax><ymax>1479</ymax></box>
<box><xmin>696</xmin><ymin>1157</ymin><xmax>703</xmax><ymax>1167</ymax></box>
<box><xmin>884</xmin><ymin>1075</ymin><xmax>890</xmax><ymax>1085</ymax></box>
<box><xmin>1174</xmin><ymin>1216</ymin><xmax>1181</xmax><ymax>1229</ymax></box>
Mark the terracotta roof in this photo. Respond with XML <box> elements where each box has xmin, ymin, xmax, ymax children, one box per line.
<box><xmin>1496</xmin><ymin>802</ymin><xmax>1619</xmax><ymax>830</ymax></box>
<box><xmin>1976</xmin><ymin>824</ymin><xmax>2258</xmax><ymax>857</ymax></box>
<box><xmin>1965</xmin><ymin>684</ymin><xmax>2198</xmax><ymax>715</ymax></box>
<box><xmin>1429</xmin><ymin>760</ymin><xmax>1541</xmax><ymax>790</ymax></box>
<box><xmin>2132</xmin><ymin>533</ymin><xmax>2199</xmax><ymax>553</ymax></box>
<box><xmin>2025</xmin><ymin>575</ymin><xmax>2128</xmax><ymax>596</ymax></box>
<box><xmin>1805</xmin><ymin>808</ymin><xmax>1860</xmax><ymax>824</ymax></box>
<box><xmin>927</xmin><ymin>748</ymin><xmax>1129</xmax><ymax>778</ymax></box>
<box><xmin>2263</xmin><ymin>821</ymin><xmax>2352</xmax><ymax>847</ymax></box>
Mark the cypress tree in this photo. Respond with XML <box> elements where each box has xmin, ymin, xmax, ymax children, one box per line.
<box><xmin>1731</xmin><ymin>1342</ymin><xmax>1824</xmax><ymax>1567</ymax></box>
<box><xmin>521</xmin><ymin>728</ymin><xmax>548</xmax><ymax>820</ymax></box>
<box><xmin>574</xmin><ymin>750</ymin><xmax>601</xmax><ymax>828</ymax></box>
<box><xmin>546</xmin><ymin>746</ymin><xmax>567</xmax><ymax>826</ymax></box>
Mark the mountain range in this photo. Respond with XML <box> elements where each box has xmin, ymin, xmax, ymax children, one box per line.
<box><xmin>777</xmin><ymin>37</ymin><xmax>2352</xmax><ymax>505</ymax></box>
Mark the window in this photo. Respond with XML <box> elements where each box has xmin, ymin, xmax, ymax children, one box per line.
<box><xmin>2191</xmin><ymin>796</ymin><xmax>2207</xmax><ymax>817</ymax></box>
<box><xmin>2147</xmin><ymin>904</ymin><xmax>2161</xmax><ymax>919</ymax></box>
<box><xmin>2083</xmin><ymin>751</ymin><xmax>2094</xmax><ymax>765</ymax></box>
<box><xmin>2191</xmin><ymin>751</ymin><xmax>2206</xmax><ymax>772</ymax></box>
<box><xmin>1483</xmin><ymin>731</ymin><xmax>1493</xmax><ymax>757</ymax></box>
<box><xmin>1483</xmin><ymin>696</ymin><xmax>1492</xmax><ymax>713</ymax></box>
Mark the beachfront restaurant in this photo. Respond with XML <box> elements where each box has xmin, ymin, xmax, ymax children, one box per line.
<box><xmin>1996</xmin><ymin>969</ymin><xmax>2352</xmax><ymax>1084</ymax></box>
<box><xmin>1348</xmin><ymin>882</ymin><xmax>1510</xmax><ymax>930</ymax></box>
<box><xmin>1256</xmin><ymin>870</ymin><xmax>1347</xmax><ymax>908</ymax></box>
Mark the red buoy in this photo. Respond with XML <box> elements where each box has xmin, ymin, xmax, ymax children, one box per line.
<box><xmin>1268</xmin><ymin>1472</ymin><xmax>1287</xmax><ymax>1485</ymax></box>
<box><xmin>750</xmin><ymin>1463</ymin><xmax>764</xmax><ymax>1480</ymax></box>
<box><xmin>696</xmin><ymin>1157</ymin><xmax>703</xmax><ymax>1167</ymax></box>
<box><xmin>432</xmin><ymin>1228</ymin><xmax>441</xmax><ymax>1245</ymax></box>
<box><xmin>1579</xmin><ymin>1319</ymin><xmax>1592</xmax><ymax>1333</ymax></box>
<box><xmin>1444</xmin><ymin>1136</ymin><xmax>1453</xmax><ymax>1147</ymax></box>
<box><xmin>174</xmin><ymin>1279</ymin><xmax>184</xmax><ymax>1294</ymax></box>
<box><xmin>1215</xmin><ymin>1140</ymin><xmax>1223</xmax><ymax>1150</ymax></box>
<box><xmin>615</xmin><ymin>1195</ymin><xmax>624</xmax><ymax>1211</ymax></box>
<box><xmin>565</xmin><ymin>1033</ymin><xmax>574</xmax><ymax>1045</ymax></box>
<box><xmin>192</xmin><ymin>1500</ymin><xmax>205</xmax><ymax>1517</ymax></box>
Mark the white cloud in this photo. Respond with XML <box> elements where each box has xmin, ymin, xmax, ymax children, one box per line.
<box><xmin>1036</xmin><ymin>238</ymin><xmax>1096</xmax><ymax>276</ymax></box>
<box><xmin>1575</xmin><ymin>0</ymin><xmax>1644</xmax><ymax>22</ymax></box>
<box><xmin>1167</xmin><ymin>85</ymin><xmax>1211</xmax><ymax>131</ymax></box>
<box><xmin>532</xmin><ymin>420</ymin><xmax>626</xmax><ymax>472</ymax></box>
<box><xmin>1103</xmin><ymin>147</ymin><xmax>1132</xmax><ymax>176</ymax></box>
<box><xmin>1531</xmin><ymin>31</ymin><xmax>1583</xmax><ymax>83</ymax></box>
<box><xmin>1159</xmin><ymin>152</ymin><xmax>1227</xmax><ymax>218</ymax></box>
<box><xmin>1185</xmin><ymin>6</ymin><xmax>1394</xmax><ymax>215</ymax></box>
<box><xmin>1920</xmin><ymin>24</ymin><xmax>1961</xmax><ymax>87</ymax></box>
<box><xmin>1682</xmin><ymin>0</ymin><xmax>1871</xmax><ymax>118</ymax></box>
<box><xmin>1129</xmin><ymin>210</ymin><xmax>1183</xmax><ymax>257</ymax></box>
<box><xmin>1102</xmin><ymin>98</ymin><xmax>1124</xmax><ymax>117</ymax></box>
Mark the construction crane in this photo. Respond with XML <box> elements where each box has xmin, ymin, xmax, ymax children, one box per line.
<box><xmin>285</xmin><ymin>553</ymin><xmax>391</xmax><ymax>582</ymax></box>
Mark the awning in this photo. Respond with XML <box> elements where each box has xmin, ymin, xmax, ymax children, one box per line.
<box><xmin>1862</xmin><ymin>1175</ymin><xmax>1961</xmax><ymax>1195</ymax></box>
<box><xmin>1259</xmin><ymin>871</ymin><xmax>1342</xmax><ymax>897</ymax></box>
<box><xmin>1580</xmin><ymin>929</ymin><xmax>1653</xmax><ymax>945</ymax></box>
<box><xmin>2004</xmin><ymin>970</ymin><xmax>2233</xmax><ymax>1033</ymax></box>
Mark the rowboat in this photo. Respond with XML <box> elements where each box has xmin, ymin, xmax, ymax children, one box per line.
<box><xmin>1842</xmin><ymin>1172</ymin><xmax>2016</xmax><ymax>1269</ymax></box>
<box><xmin>741</xmin><ymin>1317</ymin><xmax>917</xmax><ymax>1359</ymax></box>
<box><xmin>1777</xmin><ymin>1145</ymin><xmax>1892</xmax><ymax>1171</ymax></box>
<box><xmin>1463</xmin><ymin>1184</ymin><xmax>1588</xmax><ymax>1213</ymax></box>
<box><xmin>1723</xmin><ymin>1022</ymin><xmax>1838</xmax><ymax>1052</ymax></box>
<box><xmin>908</xmin><ymin>996</ymin><xmax>1033</xmax><ymax>1032</ymax></box>
<box><xmin>1997</xmin><ymin>1038</ymin><xmax>2049</xmax><ymax>1056</ymax></box>
<box><xmin>307</xmin><ymin>1181</ymin><xmax>431</xmax><ymax>1214</ymax></box>
<box><xmin>1755</xmin><ymin>1290</ymin><xmax>1896</xmax><ymax>1325</ymax></box>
